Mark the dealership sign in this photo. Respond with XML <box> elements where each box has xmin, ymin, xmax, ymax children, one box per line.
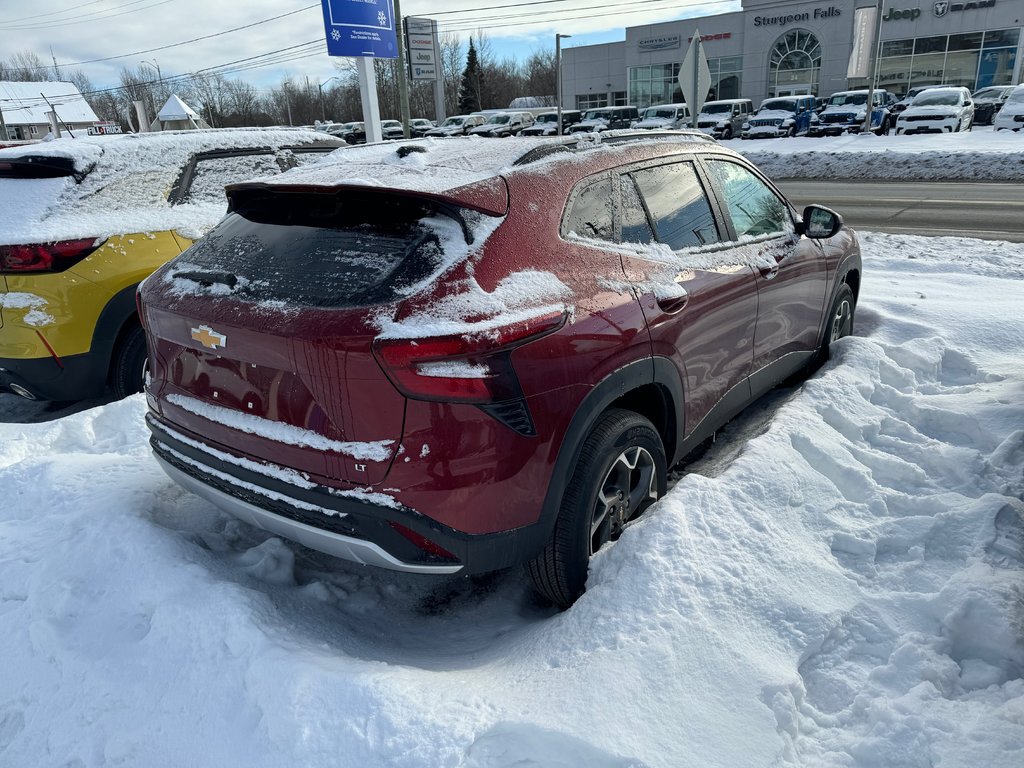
<box><xmin>638</xmin><ymin>35</ymin><xmax>681</xmax><ymax>51</ymax></box>
<box><xmin>405</xmin><ymin>16</ymin><xmax>441</xmax><ymax>80</ymax></box>
<box><xmin>752</xmin><ymin>6</ymin><xmax>842</xmax><ymax>26</ymax></box>
<box><xmin>320</xmin><ymin>0</ymin><xmax>398</xmax><ymax>58</ymax></box>
<box><xmin>935</xmin><ymin>0</ymin><xmax>996</xmax><ymax>15</ymax></box>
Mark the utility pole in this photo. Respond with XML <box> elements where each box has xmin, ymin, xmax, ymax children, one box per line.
<box><xmin>556</xmin><ymin>33</ymin><xmax>572</xmax><ymax>135</ymax></box>
<box><xmin>394</xmin><ymin>0</ymin><xmax>411</xmax><ymax>138</ymax></box>
<box><xmin>862</xmin><ymin>0</ymin><xmax>884</xmax><ymax>134</ymax></box>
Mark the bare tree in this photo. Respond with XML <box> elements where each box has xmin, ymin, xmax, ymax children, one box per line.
<box><xmin>440</xmin><ymin>33</ymin><xmax>463</xmax><ymax>116</ymax></box>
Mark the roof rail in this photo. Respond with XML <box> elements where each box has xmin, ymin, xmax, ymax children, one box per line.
<box><xmin>510</xmin><ymin>129</ymin><xmax>717</xmax><ymax>167</ymax></box>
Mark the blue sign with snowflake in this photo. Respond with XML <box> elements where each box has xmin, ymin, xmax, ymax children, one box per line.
<box><xmin>320</xmin><ymin>0</ymin><xmax>398</xmax><ymax>58</ymax></box>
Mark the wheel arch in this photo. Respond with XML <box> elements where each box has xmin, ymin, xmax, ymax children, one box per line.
<box><xmin>531</xmin><ymin>357</ymin><xmax>684</xmax><ymax>555</ymax></box>
<box><xmin>91</xmin><ymin>283</ymin><xmax>142</xmax><ymax>382</ymax></box>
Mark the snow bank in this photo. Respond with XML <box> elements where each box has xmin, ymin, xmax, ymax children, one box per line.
<box><xmin>0</xmin><ymin>232</ymin><xmax>1022</xmax><ymax>767</ymax></box>
<box><xmin>727</xmin><ymin>128</ymin><xmax>1024</xmax><ymax>180</ymax></box>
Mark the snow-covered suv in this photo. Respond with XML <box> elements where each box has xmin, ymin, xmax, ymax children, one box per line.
<box><xmin>423</xmin><ymin>115</ymin><xmax>486</xmax><ymax>137</ymax></box>
<box><xmin>895</xmin><ymin>87</ymin><xmax>974</xmax><ymax>135</ymax></box>
<box><xmin>741</xmin><ymin>95</ymin><xmax>816</xmax><ymax>139</ymax></box>
<box><xmin>468</xmin><ymin>112</ymin><xmax>534</xmax><ymax>138</ymax></box>
<box><xmin>696</xmin><ymin>99</ymin><xmax>754</xmax><ymax>140</ymax></box>
<box><xmin>633</xmin><ymin>104</ymin><xmax>690</xmax><ymax>130</ymax></box>
<box><xmin>994</xmin><ymin>84</ymin><xmax>1024</xmax><ymax>132</ymax></box>
<box><xmin>810</xmin><ymin>90</ymin><xmax>892</xmax><ymax>136</ymax></box>
<box><xmin>140</xmin><ymin>132</ymin><xmax>860</xmax><ymax>608</ymax></box>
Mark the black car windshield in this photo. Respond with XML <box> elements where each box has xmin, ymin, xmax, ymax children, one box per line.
<box><xmin>645</xmin><ymin>108</ymin><xmax>676</xmax><ymax>119</ymax></box>
<box><xmin>441</xmin><ymin>117</ymin><xmax>465</xmax><ymax>126</ymax></box>
<box><xmin>759</xmin><ymin>100</ymin><xmax>796</xmax><ymax>113</ymax></box>
<box><xmin>584</xmin><ymin>110</ymin><xmax>612</xmax><ymax>120</ymax></box>
<box><xmin>702</xmin><ymin>104</ymin><xmax>732</xmax><ymax>114</ymax></box>
<box><xmin>487</xmin><ymin>115</ymin><xmax>510</xmax><ymax>124</ymax></box>
<box><xmin>913</xmin><ymin>92</ymin><xmax>961</xmax><ymax>106</ymax></box>
<box><xmin>973</xmin><ymin>87</ymin><xmax>1007</xmax><ymax>100</ymax></box>
<box><xmin>828</xmin><ymin>94</ymin><xmax>867</xmax><ymax>107</ymax></box>
<box><xmin>536</xmin><ymin>114</ymin><xmax>557</xmax><ymax>123</ymax></box>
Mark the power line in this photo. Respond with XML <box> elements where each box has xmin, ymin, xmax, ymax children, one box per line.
<box><xmin>15</xmin><ymin>3</ymin><xmax>319</xmax><ymax>71</ymax></box>
<box><xmin>438</xmin><ymin>0</ymin><xmax>715</xmax><ymax>30</ymax></box>
<box><xmin>0</xmin><ymin>0</ymin><xmax>107</xmax><ymax>25</ymax></box>
<box><xmin>0</xmin><ymin>0</ymin><xmax>178</xmax><ymax>31</ymax></box>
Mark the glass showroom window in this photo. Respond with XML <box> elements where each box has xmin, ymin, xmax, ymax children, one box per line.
<box><xmin>629</xmin><ymin>58</ymin><xmax>742</xmax><ymax>108</ymax></box>
<box><xmin>576</xmin><ymin>93</ymin><xmax>609</xmax><ymax>110</ymax></box>
<box><xmin>768</xmin><ymin>30</ymin><xmax>821</xmax><ymax>97</ymax></box>
<box><xmin>868</xmin><ymin>28</ymin><xmax>1020</xmax><ymax>96</ymax></box>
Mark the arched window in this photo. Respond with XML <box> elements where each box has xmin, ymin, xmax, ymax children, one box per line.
<box><xmin>768</xmin><ymin>30</ymin><xmax>822</xmax><ymax>96</ymax></box>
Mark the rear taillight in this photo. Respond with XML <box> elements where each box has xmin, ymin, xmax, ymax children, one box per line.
<box><xmin>372</xmin><ymin>310</ymin><xmax>566</xmax><ymax>403</ymax></box>
<box><xmin>0</xmin><ymin>239</ymin><xmax>99</xmax><ymax>274</ymax></box>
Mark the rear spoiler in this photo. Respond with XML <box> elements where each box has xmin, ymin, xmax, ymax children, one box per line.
<box><xmin>225</xmin><ymin>175</ymin><xmax>510</xmax><ymax>218</ymax></box>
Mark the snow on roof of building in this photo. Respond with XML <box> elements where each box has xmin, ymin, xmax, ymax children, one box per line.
<box><xmin>157</xmin><ymin>94</ymin><xmax>200</xmax><ymax>121</ymax></box>
<box><xmin>0</xmin><ymin>81</ymin><xmax>99</xmax><ymax>125</ymax></box>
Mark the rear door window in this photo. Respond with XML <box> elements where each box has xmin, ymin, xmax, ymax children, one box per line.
<box><xmin>180</xmin><ymin>153</ymin><xmax>283</xmax><ymax>205</ymax></box>
<box><xmin>629</xmin><ymin>162</ymin><xmax>719</xmax><ymax>249</ymax></box>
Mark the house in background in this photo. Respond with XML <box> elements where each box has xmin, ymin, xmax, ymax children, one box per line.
<box><xmin>149</xmin><ymin>94</ymin><xmax>211</xmax><ymax>131</ymax></box>
<box><xmin>0</xmin><ymin>81</ymin><xmax>99</xmax><ymax>140</ymax></box>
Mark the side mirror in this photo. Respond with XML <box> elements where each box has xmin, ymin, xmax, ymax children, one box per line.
<box><xmin>799</xmin><ymin>205</ymin><xmax>843</xmax><ymax>239</ymax></box>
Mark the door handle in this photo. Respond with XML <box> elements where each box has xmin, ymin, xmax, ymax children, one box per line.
<box><xmin>759</xmin><ymin>263</ymin><xmax>779</xmax><ymax>280</ymax></box>
<box><xmin>656</xmin><ymin>294</ymin><xmax>689</xmax><ymax>314</ymax></box>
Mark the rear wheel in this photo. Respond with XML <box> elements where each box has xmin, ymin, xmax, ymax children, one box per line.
<box><xmin>722</xmin><ymin>126</ymin><xmax>733</xmax><ymax>140</ymax></box>
<box><xmin>527</xmin><ymin>409</ymin><xmax>667</xmax><ymax>609</ymax></box>
<box><xmin>110</xmin><ymin>323</ymin><xmax>148</xmax><ymax>399</ymax></box>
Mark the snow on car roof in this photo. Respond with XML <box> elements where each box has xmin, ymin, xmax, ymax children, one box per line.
<box><xmin>0</xmin><ymin>128</ymin><xmax>336</xmax><ymax>245</ymax></box>
<box><xmin>253</xmin><ymin>136</ymin><xmax>551</xmax><ymax>194</ymax></box>
<box><xmin>251</xmin><ymin>133</ymin><xmax>715</xmax><ymax>197</ymax></box>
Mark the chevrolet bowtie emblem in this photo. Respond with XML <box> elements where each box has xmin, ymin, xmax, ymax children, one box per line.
<box><xmin>190</xmin><ymin>325</ymin><xmax>226</xmax><ymax>350</ymax></box>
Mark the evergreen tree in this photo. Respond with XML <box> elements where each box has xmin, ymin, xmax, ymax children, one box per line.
<box><xmin>458</xmin><ymin>38</ymin><xmax>482</xmax><ymax>113</ymax></box>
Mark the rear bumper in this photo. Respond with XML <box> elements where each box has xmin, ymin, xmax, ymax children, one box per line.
<box><xmin>147</xmin><ymin>413</ymin><xmax>548</xmax><ymax>575</ymax></box>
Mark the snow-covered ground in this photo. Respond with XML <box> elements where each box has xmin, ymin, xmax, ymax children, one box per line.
<box><xmin>1</xmin><ymin>231</ymin><xmax>1021</xmax><ymax>767</ymax></box>
<box><xmin>724</xmin><ymin>125</ymin><xmax>1024</xmax><ymax>180</ymax></box>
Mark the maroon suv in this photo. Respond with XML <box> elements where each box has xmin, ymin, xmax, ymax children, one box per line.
<box><xmin>140</xmin><ymin>133</ymin><xmax>860</xmax><ymax>608</ymax></box>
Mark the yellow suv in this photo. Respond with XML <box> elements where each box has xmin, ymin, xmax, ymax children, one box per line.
<box><xmin>0</xmin><ymin>129</ymin><xmax>340</xmax><ymax>401</ymax></box>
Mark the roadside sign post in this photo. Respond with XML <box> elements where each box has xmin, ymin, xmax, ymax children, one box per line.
<box><xmin>678</xmin><ymin>29</ymin><xmax>712</xmax><ymax>130</ymax></box>
<box><xmin>320</xmin><ymin>0</ymin><xmax>399</xmax><ymax>143</ymax></box>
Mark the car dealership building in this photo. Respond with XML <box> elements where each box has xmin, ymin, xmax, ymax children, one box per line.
<box><xmin>560</xmin><ymin>0</ymin><xmax>1023</xmax><ymax>110</ymax></box>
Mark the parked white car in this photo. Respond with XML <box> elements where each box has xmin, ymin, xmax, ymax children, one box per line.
<box><xmin>993</xmin><ymin>84</ymin><xmax>1024</xmax><ymax>132</ymax></box>
<box><xmin>895</xmin><ymin>86</ymin><xmax>974</xmax><ymax>135</ymax></box>
<box><xmin>633</xmin><ymin>103</ymin><xmax>690</xmax><ymax>130</ymax></box>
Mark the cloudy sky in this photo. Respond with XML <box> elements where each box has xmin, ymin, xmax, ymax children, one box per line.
<box><xmin>2</xmin><ymin>0</ymin><xmax>739</xmax><ymax>94</ymax></box>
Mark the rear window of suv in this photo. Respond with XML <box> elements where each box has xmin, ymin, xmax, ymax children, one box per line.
<box><xmin>168</xmin><ymin>191</ymin><xmax>467</xmax><ymax>308</ymax></box>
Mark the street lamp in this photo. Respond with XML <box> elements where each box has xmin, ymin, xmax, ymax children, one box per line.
<box><xmin>318</xmin><ymin>76</ymin><xmax>341</xmax><ymax>122</ymax></box>
<box><xmin>142</xmin><ymin>58</ymin><xmax>162</xmax><ymax>120</ymax></box>
<box><xmin>556</xmin><ymin>33</ymin><xmax>572</xmax><ymax>136</ymax></box>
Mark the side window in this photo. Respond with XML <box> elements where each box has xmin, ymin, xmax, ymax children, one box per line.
<box><xmin>180</xmin><ymin>153</ymin><xmax>281</xmax><ymax>205</ymax></box>
<box><xmin>564</xmin><ymin>176</ymin><xmax>613</xmax><ymax>241</ymax></box>
<box><xmin>630</xmin><ymin>162</ymin><xmax>719</xmax><ymax>249</ymax></box>
<box><xmin>620</xmin><ymin>175</ymin><xmax>654</xmax><ymax>245</ymax></box>
<box><xmin>706</xmin><ymin>160</ymin><xmax>792</xmax><ymax>239</ymax></box>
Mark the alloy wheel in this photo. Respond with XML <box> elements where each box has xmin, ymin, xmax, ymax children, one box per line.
<box><xmin>589</xmin><ymin>446</ymin><xmax>658</xmax><ymax>555</ymax></box>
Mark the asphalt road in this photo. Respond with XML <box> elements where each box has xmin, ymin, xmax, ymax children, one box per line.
<box><xmin>775</xmin><ymin>180</ymin><xmax>1024</xmax><ymax>242</ymax></box>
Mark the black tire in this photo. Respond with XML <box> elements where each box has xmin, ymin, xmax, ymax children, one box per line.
<box><xmin>110</xmin><ymin>323</ymin><xmax>149</xmax><ymax>399</ymax></box>
<box><xmin>787</xmin><ymin>126</ymin><xmax>796</xmax><ymax>138</ymax></box>
<box><xmin>819</xmin><ymin>283</ymin><xmax>855</xmax><ymax>363</ymax></box>
<box><xmin>722</xmin><ymin>126</ymin><xmax>733</xmax><ymax>140</ymax></box>
<box><xmin>876</xmin><ymin>117</ymin><xmax>890</xmax><ymax>136</ymax></box>
<box><xmin>527</xmin><ymin>409</ymin><xmax>667</xmax><ymax>609</ymax></box>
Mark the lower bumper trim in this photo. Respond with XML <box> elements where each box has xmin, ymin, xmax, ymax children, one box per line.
<box><xmin>155</xmin><ymin>455</ymin><xmax>463</xmax><ymax>574</ymax></box>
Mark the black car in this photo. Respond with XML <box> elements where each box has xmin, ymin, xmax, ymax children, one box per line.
<box><xmin>972</xmin><ymin>86</ymin><xmax>1015</xmax><ymax>125</ymax></box>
